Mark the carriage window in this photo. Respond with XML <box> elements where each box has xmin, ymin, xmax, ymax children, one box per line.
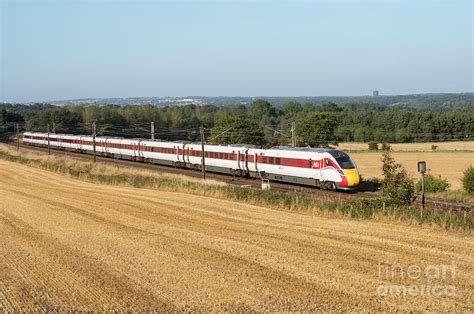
<box><xmin>269</xmin><ymin>157</ymin><xmax>274</xmax><ymax>164</ymax></box>
<box><xmin>276</xmin><ymin>158</ymin><xmax>281</xmax><ymax>165</ymax></box>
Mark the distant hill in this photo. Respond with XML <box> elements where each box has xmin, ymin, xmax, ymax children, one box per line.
<box><xmin>15</xmin><ymin>92</ymin><xmax>474</xmax><ymax>110</ymax></box>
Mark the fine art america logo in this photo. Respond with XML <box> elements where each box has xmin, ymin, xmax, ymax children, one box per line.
<box><xmin>377</xmin><ymin>261</ymin><xmax>456</xmax><ymax>297</ymax></box>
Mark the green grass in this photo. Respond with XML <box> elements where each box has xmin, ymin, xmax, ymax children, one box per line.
<box><xmin>0</xmin><ymin>146</ymin><xmax>472</xmax><ymax>231</ymax></box>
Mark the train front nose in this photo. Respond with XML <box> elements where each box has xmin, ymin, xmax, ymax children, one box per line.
<box><xmin>343</xmin><ymin>169</ymin><xmax>360</xmax><ymax>187</ymax></box>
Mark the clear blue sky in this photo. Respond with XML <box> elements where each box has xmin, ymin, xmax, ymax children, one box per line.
<box><xmin>1</xmin><ymin>0</ymin><xmax>473</xmax><ymax>102</ymax></box>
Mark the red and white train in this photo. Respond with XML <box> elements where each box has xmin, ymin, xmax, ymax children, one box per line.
<box><xmin>23</xmin><ymin>132</ymin><xmax>360</xmax><ymax>190</ymax></box>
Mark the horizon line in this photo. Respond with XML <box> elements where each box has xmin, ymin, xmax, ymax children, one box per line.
<box><xmin>3</xmin><ymin>91</ymin><xmax>474</xmax><ymax>104</ymax></box>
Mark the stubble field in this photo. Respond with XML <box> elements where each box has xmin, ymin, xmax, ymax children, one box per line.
<box><xmin>1</xmin><ymin>160</ymin><xmax>473</xmax><ymax>311</ymax></box>
<box><xmin>350</xmin><ymin>151</ymin><xmax>473</xmax><ymax>190</ymax></box>
<box><xmin>338</xmin><ymin>141</ymin><xmax>474</xmax><ymax>152</ymax></box>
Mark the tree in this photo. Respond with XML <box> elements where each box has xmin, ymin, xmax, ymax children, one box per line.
<box><xmin>280</xmin><ymin>101</ymin><xmax>302</xmax><ymax>120</ymax></box>
<box><xmin>415</xmin><ymin>174</ymin><xmax>449</xmax><ymax>193</ymax></box>
<box><xmin>27</xmin><ymin>107</ymin><xmax>82</xmax><ymax>132</ymax></box>
<box><xmin>334</xmin><ymin>125</ymin><xmax>353</xmax><ymax>142</ymax></box>
<box><xmin>380</xmin><ymin>145</ymin><xmax>415</xmax><ymax>204</ymax></box>
<box><xmin>247</xmin><ymin>99</ymin><xmax>277</xmax><ymax>143</ymax></box>
<box><xmin>320</xmin><ymin>102</ymin><xmax>342</xmax><ymax>112</ymax></box>
<box><xmin>297</xmin><ymin>112</ymin><xmax>338</xmax><ymax>147</ymax></box>
<box><xmin>368</xmin><ymin>142</ymin><xmax>378</xmax><ymax>151</ymax></box>
<box><xmin>247</xmin><ymin>99</ymin><xmax>275</xmax><ymax>119</ymax></box>
<box><xmin>210</xmin><ymin>116</ymin><xmax>265</xmax><ymax>146</ymax></box>
<box><xmin>0</xmin><ymin>108</ymin><xmax>6</xmax><ymax>129</ymax></box>
<box><xmin>462</xmin><ymin>166</ymin><xmax>474</xmax><ymax>194</ymax></box>
<box><xmin>353</xmin><ymin>126</ymin><xmax>371</xmax><ymax>142</ymax></box>
<box><xmin>394</xmin><ymin>128</ymin><xmax>410</xmax><ymax>142</ymax></box>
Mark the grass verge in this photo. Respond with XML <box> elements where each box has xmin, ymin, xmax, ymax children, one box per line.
<box><xmin>1</xmin><ymin>145</ymin><xmax>472</xmax><ymax>231</ymax></box>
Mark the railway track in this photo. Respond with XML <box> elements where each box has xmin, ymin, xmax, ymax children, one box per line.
<box><xmin>4</xmin><ymin>142</ymin><xmax>472</xmax><ymax>212</ymax></box>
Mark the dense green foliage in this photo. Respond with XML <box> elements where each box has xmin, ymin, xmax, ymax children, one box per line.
<box><xmin>297</xmin><ymin>112</ymin><xmax>338</xmax><ymax>147</ymax></box>
<box><xmin>209</xmin><ymin>116</ymin><xmax>265</xmax><ymax>146</ymax></box>
<box><xmin>380</xmin><ymin>145</ymin><xmax>415</xmax><ymax>204</ymax></box>
<box><xmin>416</xmin><ymin>174</ymin><xmax>450</xmax><ymax>193</ymax></box>
<box><xmin>1</xmin><ymin>99</ymin><xmax>473</xmax><ymax>146</ymax></box>
<box><xmin>462</xmin><ymin>166</ymin><xmax>474</xmax><ymax>194</ymax></box>
<box><xmin>368</xmin><ymin>142</ymin><xmax>379</xmax><ymax>151</ymax></box>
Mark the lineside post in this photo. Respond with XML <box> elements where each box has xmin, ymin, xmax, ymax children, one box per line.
<box><xmin>200</xmin><ymin>127</ymin><xmax>206</xmax><ymax>180</ymax></box>
<box><xmin>291</xmin><ymin>121</ymin><xmax>296</xmax><ymax>147</ymax></box>
<box><xmin>92</xmin><ymin>122</ymin><xmax>97</xmax><ymax>163</ymax></box>
<box><xmin>47</xmin><ymin>123</ymin><xmax>51</xmax><ymax>155</ymax></box>
<box><xmin>16</xmin><ymin>123</ymin><xmax>20</xmax><ymax>150</ymax></box>
<box><xmin>52</xmin><ymin>122</ymin><xmax>56</xmax><ymax>134</ymax></box>
<box><xmin>151</xmin><ymin>121</ymin><xmax>155</xmax><ymax>140</ymax></box>
<box><xmin>417</xmin><ymin>161</ymin><xmax>426</xmax><ymax>218</ymax></box>
<box><xmin>421</xmin><ymin>173</ymin><xmax>425</xmax><ymax>213</ymax></box>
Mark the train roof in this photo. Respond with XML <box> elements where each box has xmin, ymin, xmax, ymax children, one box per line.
<box><xmin>270</xmin><ymin>146</ymin><xmax>336</xmax><ymax>153</ymax></box>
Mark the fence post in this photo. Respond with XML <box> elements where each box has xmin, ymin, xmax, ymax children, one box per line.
<box><xmin>16</xmin><ymin>123</ymin><xmax>20</xmax><ymax>150</ymax></box>
<box><xmin>47</xmin><ymin>124</ymin><xmax>51</xmax><ymax>155</ymax></box>
<box><xmin>200</xmin><ymin>127</ymin><xmax>206</xmax><ymax>180</ymax></box>
<box><xmin>92</xmin><ymin>122</ymin><xmax>97</xmax><ymax>163</ymax></box>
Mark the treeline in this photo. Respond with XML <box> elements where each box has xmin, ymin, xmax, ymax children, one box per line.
<box><xmin>1</xmin><ymin>100</ymin><xmax>473</xmax><ymax>147</ymax></box>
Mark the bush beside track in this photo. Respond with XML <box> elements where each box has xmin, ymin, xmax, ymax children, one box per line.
<box><xmin>0</xmin><ymin>145</ymin><xmax>472</xmax><ymax>230</ymax></box>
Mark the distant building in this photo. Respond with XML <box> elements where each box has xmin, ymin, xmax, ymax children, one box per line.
<box><xmin>373</xmin><ymin>90</ymin><xmax>379</xmax><ymax>97</ymax></box>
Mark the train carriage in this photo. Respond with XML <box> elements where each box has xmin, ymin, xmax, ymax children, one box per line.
<box><xmin>23</xmin><ymin>132</ymin><xmax>48</xmax><ymax>147</ymax></box>
<box><xmin>78</xmin><ymin>135</ymin><xmax>95</xmax><ymax>154</ymax></box>
<box><xmin>139</xmin><ymin>140</ymin><xmax>185</xmax><ymax>166</ymax></box>
<box><xmin>57</xmin><ymin>134</ymin><xmax>81</xmax><ymax>151</ymax></box>
<box><xmin>184</xmin><ymin>143</ymin><xmax>247</xmax><ymax>175</ymax></box>
<box><xmin>246</xmin><ymin>147</ymin><xmax>359</xmax><ymax>190</ymax></box>
<box><xmin>111</xmin><ymin>138</ymin><xmax>140</xmax><ymax>160</ymax></box>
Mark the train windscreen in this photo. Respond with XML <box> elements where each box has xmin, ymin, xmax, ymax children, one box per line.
<box><xmin>329</xmin><ymin>151</ymin><xmax>356</xmax><ymax>169</ymax></box>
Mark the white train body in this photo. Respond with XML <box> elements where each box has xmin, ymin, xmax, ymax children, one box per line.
<box><xmin>23</xmin><ymin>132</ymin><xmax>360</xmax><ymax>190</ymax></box>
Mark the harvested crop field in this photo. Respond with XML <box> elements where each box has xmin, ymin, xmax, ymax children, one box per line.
<box><xmin>338</xmin><ymin>141</ymin><xmax>474</xmax><ymax>152</ymax></box>
<box><xmin>350</xmin><ymin>151</ymin><xmax>473</xmax><ymax>190</ymax></box>
<box><xmin>1</xmin><ymin>160</ymin><xmax>473</xmax><ymax>311</ymax></box>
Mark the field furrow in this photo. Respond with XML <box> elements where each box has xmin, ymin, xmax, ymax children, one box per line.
<box><xmin>0</xmin><ymin>160</ymin><xmax>473</xmax><ymax>311</ymax></box>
